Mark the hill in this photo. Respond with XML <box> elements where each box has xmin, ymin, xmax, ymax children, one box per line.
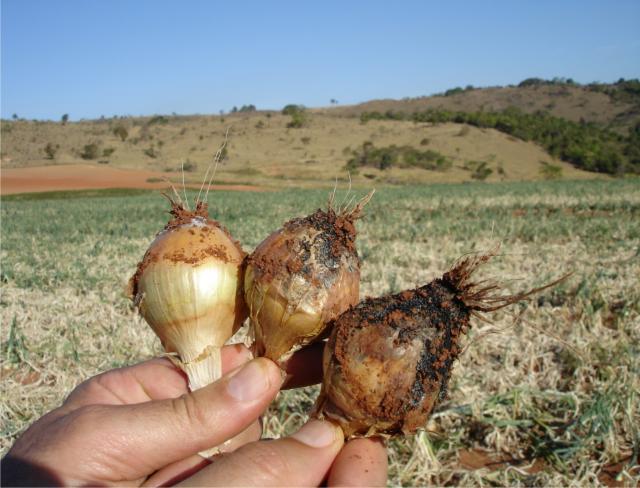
<box><xmin>1</xmin><ymin>79</ymin><xmax>638</xmax><ymax>190</ymax></box>
<box><xmin>329</xmin><ymin>78</ymin><xmax>640</xmax><ymax>133</ymax></box>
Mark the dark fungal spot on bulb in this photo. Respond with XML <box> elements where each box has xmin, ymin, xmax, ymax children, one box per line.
<box><xmin>315</xmin><ymin>249</ymin><xmax>568</xmax><ymax>438</ymax></box>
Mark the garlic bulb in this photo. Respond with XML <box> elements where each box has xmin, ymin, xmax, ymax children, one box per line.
<box><xmin>129</xmin><ymin>200</ymin><xmax>247</xmax><ymax>390</ymax></box>
<box><xmin>244</xmin><ymin>192</ymin><xmax>373</xmax><ymax>366</ymax></box>
<box><xmin>315</xmin><ymin>282</ymin><xmax>466</xmax><ymax>438</ymax></box>
<box><xmin>315</xmin><ymin>251</ymin><xmax>565</xmax><ymax>438</ymax></box>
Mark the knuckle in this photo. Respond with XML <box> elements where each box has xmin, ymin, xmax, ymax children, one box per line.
<box><xmin>170</xmin><ymin>393</ymin><xmax>209</xmax><ymax>430</ymax></box>
<box><xmin>67</xmin><ymin>369</ymin><xmax>124</xmax><ymax>404</ymax></box>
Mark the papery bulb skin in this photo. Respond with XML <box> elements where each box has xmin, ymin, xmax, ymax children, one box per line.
<box><xmin>245</xmin><ymin>194</ymin><xmax>372</xmax><ymax>366</ymax></box>
<box><xmin>315</xmin><ymin>250</ymin><xmax>565</xmax><ymax>438</ymax></box>
<box><xmin>130</xmin><ymin>201</ymin><xmax>247</xmax><ymax>390</ymax></box>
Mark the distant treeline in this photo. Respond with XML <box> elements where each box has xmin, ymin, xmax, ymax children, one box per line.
<box><xmin>519</xmin><ymin>77</ymin><xmax>640</xmax><ymax>104</ymax></box>
<box><xmin>436</xmin><ymin>78</ymin><xmax>640</xmax><ymax>104</ymax></box>
<box><xmin>360</xmin><ymin>107</ymin><xmax>640</xmax><ymax>175</ymax></box>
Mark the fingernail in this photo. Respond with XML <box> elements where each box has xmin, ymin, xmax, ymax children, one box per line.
<box><xmin>226</xmin><ymin>359</ymin><xmax>271</xmax><ymax>402</ymax></box>
<box><xmin>291</xmin><ymin>420</ymin><xmax>341</xmax><ymax>448</ymax></box>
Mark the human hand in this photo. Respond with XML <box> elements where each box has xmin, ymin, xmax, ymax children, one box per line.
<box><xmin>2</xmin><ymin>343</ymin><xmax>387</xmax><ymax>486</ymax></box>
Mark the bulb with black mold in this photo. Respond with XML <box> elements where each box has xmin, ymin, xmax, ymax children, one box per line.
<box><xmin>315</xmin><ymin>250</ymin><xmax>566</xmax><ymax>438</ymax></box>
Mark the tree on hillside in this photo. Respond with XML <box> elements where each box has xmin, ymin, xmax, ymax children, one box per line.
<box><xmin>518</xmin><ymin>78</ymin><xmax>546</xmax><ymax>87</ymax></box>
<box><xmin>61</xmin><ymin>114</ymin><xmax>69</xmax><ymax>125</ymax></box>
<box><xmin>282</xmin><ymin>104</ymin><xmax>305</xmax><ymax>115</ymax></box>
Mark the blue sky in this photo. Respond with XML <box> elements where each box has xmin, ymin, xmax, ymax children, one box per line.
<box><xmin>2</xmin><ymin>0</ymin><xmax>639</xmax><ymax>121</ymax></box>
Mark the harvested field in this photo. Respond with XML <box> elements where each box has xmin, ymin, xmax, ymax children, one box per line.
<box><xmin>1</xmin><ymin>180</ymin><xmax>639</xmax><ymax>486</ymax></box>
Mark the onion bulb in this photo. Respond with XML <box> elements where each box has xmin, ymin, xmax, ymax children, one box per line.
<box><xmin>244</xmin><ymin>191</ymin><xmax>374</xmax><ymax>366</ymax></box>
<box><xmin>129</xmin><ymin>198</ymin><xmax>247</xmax><ymax>391</ymax></box>
<box><xmin>315</xmin><ymin>250</ymin><xmax>567</xmax><ymax>438</ymax></box>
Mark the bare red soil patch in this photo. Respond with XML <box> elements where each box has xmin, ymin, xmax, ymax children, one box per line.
<box><xmin>0</xmin><ymin>164</ymin><xmax>264</xmax><ymax>195</ymax></box>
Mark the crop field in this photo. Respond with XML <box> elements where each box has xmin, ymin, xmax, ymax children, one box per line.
<box><xmin>1</xmin><ymin>179</ymin><xmax>639</xmax><ymax>486</ymax></box>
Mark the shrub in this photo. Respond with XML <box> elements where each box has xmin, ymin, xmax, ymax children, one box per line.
<box><xmin>144</xmin><ymin>147</ymin><xmax>158</xmax><ymax>158</ymax></box>
<box><xmin>465</xmin><ymin>161</ymin><xmax>493</xmax><ymax>180</ymax></box>
<box><xmin>301</xmin><ymin>136</ymin><xmax>311</xmax><ymax>145</ymax></box>
<box><xmin>80</xmin><ymin>143</ymin><xmax>99</xmax><ymax>160</ymax></box>
<box><xmin>287</xmin><ymin>110</ymin><xmax>308</xmax><ymax>129</ymax></box>
<box><xmin>102</xmin><ymin>147</ymin><xmax>115</xmax><ymax>157</ymax></box>
<box><xmin>539</xmin><ymin>161</ymin><xmax>563</xmax><ymax>180</ymax></box>
<box><xmin>147</xmin><ymin>115</ymin><xmax>168</xmax><ymax>125</ymax></box>
<box><xmin>113</xmin><ymin>125</ymin><xmax>128</xmax><ymax>142</ymax></box>
<box><xmin>182</xmin><ymin>160</ymin><xmax>197</xmax><ymax>172</ymax></box>
<box><xmin>44</xmin><ymin>143</ymin><xmax>58</xmax><ymax>159</ymax></box>
<box><xmin>403</xmin><ymin>148</ymin><xmax>451</xmax><ymax>171</ymax></box>
<box><xmin>345</xmin><ymin>142</ymin><xmax>450</xmax><ymax>172</ymax></box>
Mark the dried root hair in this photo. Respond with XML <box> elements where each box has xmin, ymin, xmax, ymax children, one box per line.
<box><xmin>156</xmin><ymin>129</ymin><xmax>232</xmax><ymax>222</ymax></box>
<box><xmin>161</xmin><ymin>192</ymin><xmax>209</xmax><ymax>221</ymax></box>
<box><xmin>443</xmin><ymin>245</ymin><xmax>572</xmax><ymax>319</ymax></box>
<box><xmin>327</xmin><ymin>185</ymin><xmax>375</xmax><ymax>221</ymax></box>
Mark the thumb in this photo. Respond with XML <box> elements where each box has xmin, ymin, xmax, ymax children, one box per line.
<box><xmin>179</xmin><ymin>419</ymin><xmax>345</xmax><ymax>486</ymax></box>
<box><xmin>88</xmin><ymin>358</ymin><xmax>283</xmax><ymax>477</ymax></box>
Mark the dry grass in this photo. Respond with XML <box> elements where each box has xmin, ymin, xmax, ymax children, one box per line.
<box><xmin>1</xmin><ymin>180</ymin><xmax>639</xmax><ymax>486</ymax></box>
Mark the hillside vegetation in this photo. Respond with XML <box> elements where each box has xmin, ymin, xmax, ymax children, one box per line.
<box><xmin>2</xmin><ymin>78</ymin><xmax>639</xmax><ymax>187</ymax></box>
<box><xmin>334</xmin><ymin>78</ymin><xmax>640</xmax><ymax>133</ymax></box>
<box><xmin>360</xmin><ymin>107</ymin><xmax>640</xmax><ymax>174</ymax></box>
